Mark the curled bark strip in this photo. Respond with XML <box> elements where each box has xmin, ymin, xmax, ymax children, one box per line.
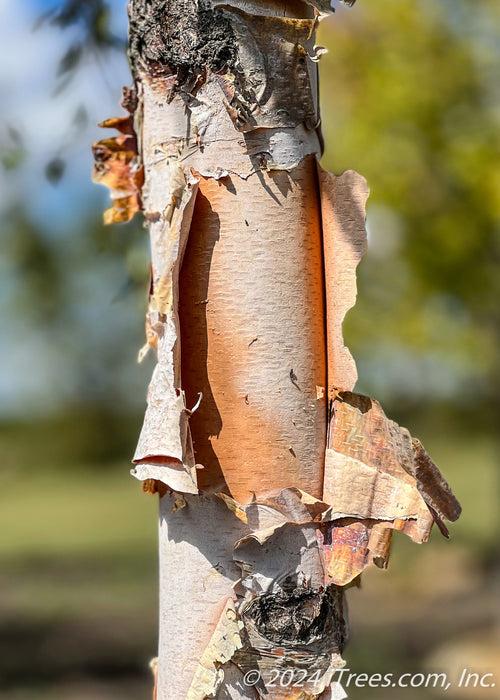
<box><xmin>318</xmin><ymin>168</ymin><xmax>369</xmax><ymax>394</ymax></box>
<box><xmin>411</xmin><ymin>438</ymin><xmax>462</xmax><ymax>529</ymax></box>
<box><xmin>132</xmin><ymin>173</ymin><xmax>200</xmax><ymax>494</ymax></box>
<box><xmin>327</xmin><ymin>392</ymin><xmax>462</xmax><ymax>536</ymax></box>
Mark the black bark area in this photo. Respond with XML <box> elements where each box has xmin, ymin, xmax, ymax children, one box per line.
<box><xmin>243</xmin><ymin>586</ymin><xmax>347</xmax><ymax>650</ymax></box>
<box><xmin>128</xmin><ymin>0</ymin><xmax>237</xmax><ymax>86</ymax></box>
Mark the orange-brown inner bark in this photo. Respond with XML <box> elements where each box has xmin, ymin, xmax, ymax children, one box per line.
<box><xmin>179</xmin><ymin>157</ymin><xmax>328</xmax><ymax>503</ymax></box>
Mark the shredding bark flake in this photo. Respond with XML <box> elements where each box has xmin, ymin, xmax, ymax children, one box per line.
<box><xmin>92</xmin><ymin>87</ymin><xmax>143</xmax><ymax>224</ymax></box>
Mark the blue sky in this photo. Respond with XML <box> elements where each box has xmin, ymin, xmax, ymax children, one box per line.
<box><xmin>1</xmin><ymin>0</ymin><xmax>130</xmax><ymax>230</ymax></box>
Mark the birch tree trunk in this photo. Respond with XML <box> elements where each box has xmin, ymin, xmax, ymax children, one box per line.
<box><xmin>93</xmin><ymin>1</ymin><xmax>461</xmax><ymax>698</ymax></box>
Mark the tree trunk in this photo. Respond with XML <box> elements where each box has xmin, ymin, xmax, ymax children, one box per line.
<box><xmin>93</xmin><ymin>1</ymin><xmax>461</xmax><ymax>698</ymax></box>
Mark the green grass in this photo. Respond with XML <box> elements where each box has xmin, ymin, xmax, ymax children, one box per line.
<box><xmin>0</xmin><ymin>467</ymin><xmax>157</xmax><ymax>561</ymax></box>
<box><xmin>0</xmin><ymin>420</ymin><xmax>497</xmax><ymax>699</ymax></box>
<box><xmin>0</xmin><ymin>431</ymin><xmax>159</xmax><ymax>699</ymax></box>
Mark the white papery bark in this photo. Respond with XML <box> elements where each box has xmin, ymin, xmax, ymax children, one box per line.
<box><xmin>93</xmin><ymin>1</ymin><xmax>460</xmax><ymax>698</ymax></box>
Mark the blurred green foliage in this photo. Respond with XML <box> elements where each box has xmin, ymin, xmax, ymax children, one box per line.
<box><xmin>320</xmin><ymin>0</ymin><xmax>500</xmax><ymax>423</ymax></box>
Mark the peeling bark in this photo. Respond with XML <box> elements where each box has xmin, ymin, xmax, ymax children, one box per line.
<box><xmin>93</xmin><ymin>1</ymin><xmax>461</xmax><ymax>698</ymax></box>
